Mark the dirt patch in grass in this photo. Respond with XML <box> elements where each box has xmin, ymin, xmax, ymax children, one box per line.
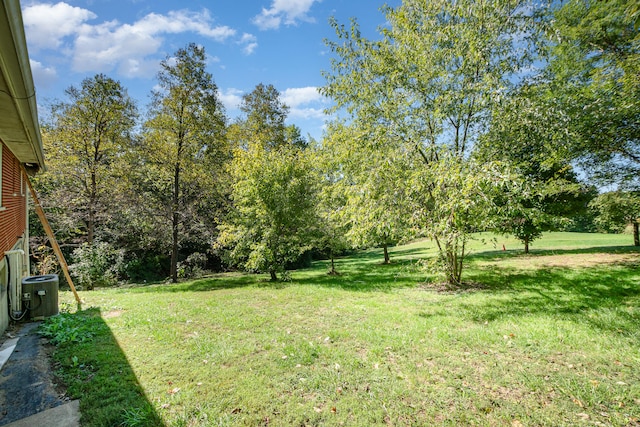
<box><xmin>102</xmin><ymin>309</ymin><xmax>124</xmax><ymax>318</ymax></box>
<box><xmin>418</xmin><ymin>281</ymin><xmax>490</xmax><ymax>293</ymax></box>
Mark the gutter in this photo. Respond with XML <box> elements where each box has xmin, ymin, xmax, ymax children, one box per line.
<box><xmin>0</xmin><ymin>0</ymin><xmax>46</xmax><ymax>172</ymax></box>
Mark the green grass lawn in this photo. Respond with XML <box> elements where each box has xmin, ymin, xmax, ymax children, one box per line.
<box><xmin>46</xmin><ymin>232</ymin><xmax>640</xmax><ymax>426</ymax></box>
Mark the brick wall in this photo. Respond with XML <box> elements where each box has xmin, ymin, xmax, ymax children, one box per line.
<box><xmin>0</xmin><ymin>142</ymin><xmax>27</xmax><ymax>254</ymax></box>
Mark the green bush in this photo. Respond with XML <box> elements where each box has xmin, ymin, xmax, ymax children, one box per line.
<box><xmin>70</xmin><ymin>242</ymin><xmax>124</xmax><ymax>290</ymax></box>
<box><xmin>177</xmin><ymin>252</ymin><xmax>208</xmax><ymax>279</ymax></box>
<box><xmin>122</xmin><ymin>253</ymin><xmax>168</xmax><ymax>283</ymax></box>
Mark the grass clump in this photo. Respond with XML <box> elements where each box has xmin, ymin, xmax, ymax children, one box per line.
<box><xmin>50</xmin><ymin>232</ymin><xmax>640</xmax><ymax>426</ymax></box>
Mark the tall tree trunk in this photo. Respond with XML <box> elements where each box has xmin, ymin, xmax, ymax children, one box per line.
<box><xmin>170</xmin><ymin>161</ymin><xmax>180</xmax><ymax>283</ymax></box>
<box><xmin>88</xmin><ymin>171</ymin><xmax>97</xmax><ymax>244</ymax></box>
<box><xmin>87</xmin><ymin>205</ymin><xmax>95</xmax><ymax>244</ymax></box>
<box><xmin>329</xmin><ymin>251</ymin><xmax>337</xmax><ymax>275</ymax></box>
<box><xmin>270</xmin><ymin>269</ymin><xmax>278</xmax><ymax>281</ymax></box>
<box><xmin>524</xmin><ymin>236</ymin><xmax>530</xmax><ymax>254</ymax></box>
<box><xmin>382</xmin><ymin>243</ymin><xmax>390</xmax><ymax>264</ymax></box>
<box><xmin>634</xmin><ymin>222</ymin><xmax>639</xmax><ymax>247</ymax></box>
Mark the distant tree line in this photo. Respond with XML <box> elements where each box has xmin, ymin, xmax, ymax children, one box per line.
<box><xmin>31</xmin><ymin>0</ymin><xmax>639</xmax><ymax>288</ymax></box>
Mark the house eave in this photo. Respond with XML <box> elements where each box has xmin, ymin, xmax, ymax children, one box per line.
<box><xmin>0</xmin><ymin>0</ymin><xmax>46</xmax><ymax>172</ymax></box>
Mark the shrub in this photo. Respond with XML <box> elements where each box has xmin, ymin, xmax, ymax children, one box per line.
<box><xmin>177</xmin><ymin>252</ymin><xmax>208</xmax><ymax>279</ymax></box>
<box><xmin>70</xmin><ymin>242</ymin><xmax>123</xmax><ymax>290</ymax></box>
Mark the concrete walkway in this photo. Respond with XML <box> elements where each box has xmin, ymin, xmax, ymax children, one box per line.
<box><xmin>0</xmin><ymin>323</ymin><xmax>80</xmax><ymax>426</ymax></box>
<box><xmin>3</xmin><ymin>401</ymin><xmax>79</xmax><ymax>427</ymax></box>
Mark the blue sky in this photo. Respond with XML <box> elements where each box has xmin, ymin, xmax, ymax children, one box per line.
<box><xmin>22</xmin><ymin>0</ymin><xmax>400</xmax><ymax>140</ymax></box>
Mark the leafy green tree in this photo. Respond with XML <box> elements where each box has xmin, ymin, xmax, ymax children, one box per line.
<box><xmin>230</xmin><ymin>83</ymin><xmax>307</xmax><ymax>151</ymax></box>
<box><xmin>477</xmin><ymin>84</ymin><xmax>596</xmax><ymax>253</ymax></box>
<box><xmin>143</xmin><ymin>43</ymin><xmax>227</xmax><ymax>283</ymax></box>
<box><xmin>40</xmin><ymin>74</ymin><xmax>137</xmax><ymax>244</ymax></box>
<box><xmin>590</xmin><ymin>191</ymin><xmax>640</xmax><ymax>246</ymax></box>
<box><xmin>313</xmin><ymin>131</ymin><xmax>352</xmax><ymax>274</ymax></box>
<box><xmin>497</xmin><ymin>179</ymin><xmax>596</xmax><ymax>254</ymax></box>
<box><xmin>236</xmin><ymin>83</ymin><xmax>288</xmax><ymax>149</ymax></box>
<box><xmin>548</xmin><ymin>0</ymin><xmax>640</xmax><ymax>187</ymax></box>
<box><xmin>316</xmin><ymin>188</ymin><xmax>350</xmax><ymax>275</ymax></box>
<box><xmin>321</xmin><ymin>122</ymin><xmax>412</xmax><ymax>264</ymax></box>
<box><xmin>493</xmin><ymin>183</ymin><xmax>548</xmax><ymax>254</ymax></box>
<box><xmin>310</xmin><ymin>145</ymin><xmax>350</xmax><ymax>275</ymax></box>
<box><xmin>409</xmin><ymin>152</ymin><xmax>513</xmax><ymax>284</ymax></box>
<box><xmin>322</xmin><ymin>0</ymin><xmax>546</xmax><ymax>285</ymax></box>
<box><xmin>69</xmin><ymin>241</ymin><xmax>123</xmax><ymax>290</ymax></box>
<box><xmin>219</xmin><ymin>144</ymin><xmax>318</xmax><ymax>281</ymax></box>
<box><xmin>219</xmin><ymin>84</ymin><xmax>316</xmax><ymax>280</ymax></box>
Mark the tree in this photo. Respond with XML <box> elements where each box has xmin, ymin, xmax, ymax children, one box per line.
<box><xmin>219</xmin><ymin>84</ymin><xmax>316</xmax><ymax>281</ymax></box>
<box><xmin>41</xmin><ymin>74</ymin><xmax>137</xmax><ymax>244</ymax></box>
<box><xmin>495</xmin><ymin>180</ymin><xmax>596</xmax><ymax>254</ymax></box>
<box><xmin>229</xmin><ymin>83</ymin><xmax>307</xmax><ymax>151</ymax></box>
<box><xmin>316</xmin><ymin>183</ymin><xmax>350</xmax><ymax>275</ymax></box>
<box><xmin>320</xmin><ymin>122</ymin><xmax>412</xmax><ymax>264</ymax></box>
<box><xmin>236</xmin><ymin>83</ymin><xmax>288</xmax><ymax>149</ymax></box>
<box><xmin>322</xmin><ymin>0</ymin><xmax>546</xmax><ymax>285</ymax></box>
<box><xmin>313</xmin><ymin>135</ymin><xmax>350</xmax><ymax>275</ymax></box>
<box><xmin>409</xmin><ymin>152</ymin><xmax>513</xmax><ymax>284</ymax></box>
<box><xmin>143</xmin><ymin>43</ymin><xmax>227</xmax><ymax>283</ymax></box>
<box><xmin>493</xmin><ymin>182</ymin><xmax>549</xmax><ymax>254</ymax></box>
<box><xmin>219</xmin><ymin>144</ymin><xmax>317</xmax><ymax>281</ymax></box>
<box><xmin>477</xmin><ymin>83</ymin><xmax>596</xmax><ymax>253</ymax></box>
<box><xmin>548</xmin><ymin>0</ymin><xmax>640</xmax><ymax>187</ymax></box>
<box><xmin>590</xmin><ymin>191</ymin><xmax>640</xmax><ymax>246</ymax></box>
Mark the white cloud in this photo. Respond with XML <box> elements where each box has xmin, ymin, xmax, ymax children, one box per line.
<box><xmin>253</xmin><ymin>0</ymin><xmax>321</xmax><ymax>30</ymax></box>
<box><xmin>281</xmin><ymin>87</ymin><xmax>328</xmax><ymax>120</ymax></box>
<box><xmin>219</xmin><ymin>88</ymin><xmax>244</xmax><ymax>111</ymax></box>
<box><xmin>29</xmin><ymin>59</ymin><xmax>57</xmax><ymax>88</ymax></box>
<box><xmin>23</xmin><ymin>2</ymin><xmax>96</xmax><ymax>50</ymax></box>
<box><xmin>281</xmin><ymin>86</ymin><xmax>324</xmax><ymax>107</ymax></box>
<box><xmin>22</xmin><ymin>3</ymin><xmax>244</xmax><ymax>78</ymax></box>
<box><xmin>206</xmin><ymin>54</ymin><xmax>221</xmax><ymax>65</ymax></box>
<box><xmin>253</xmin><ymin>13</ymin><xmax>281</xmax><ymax>31</ymax></box>
<box><xmin>219</xmin><ymin>86</ymin><xmax>327</xmax><ymax>122</ymax></box>
<box><xmin>239</xmin><ymin>33</ymin><xmax>258</xmax><ymax>55</ymax></box>
<box><xmin>288</xmin><ymin>107</ymin><xmax>326</xmax><ymax>120</ymax></box>
<box><xmin>72</xmin><ymin>10</ymin><xmax>236</xmax><ymax>77</ymax></box>
<box><xmin>131</xmin><ymin>10</ymin><xmax>236</xmax><ymax>42</ymax></box>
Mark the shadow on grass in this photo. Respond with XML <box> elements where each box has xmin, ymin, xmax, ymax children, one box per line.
<box><xmin>387</xmin><ymin>245</ymin><xmax>435</xmax><ymax>259</ymax></box>
<box><xmin>48</xmin><ymin>308</ymin><xmax>163</xmax><ymax>427</ymax></box>
<box><xmin>126</xmin><ymin>273</ymin><xmax>259</xmax><ymax>294</ymax></box>
<box><xmin>119</xmin><ymin>244</ymin><xmax>639</xmax><ymax>300</ymax></box>
<box><xmin>468</xmin><ymin>245</ymin><xmax>640</xmax><ymax>261</ymax></box>
<box><xmin>295</xmin><ymin>258</ymin><xmax>423</xmax><ymax>292</ymax></box>
<box><xmin>119</xmin><ymin>247</ymin><xmax>427</xmax><ymax>294</ymax></box>
<box><xmin>462</xmin><ymin>264</ymin><xmax>640</xmax><ymax>340</ymax></box>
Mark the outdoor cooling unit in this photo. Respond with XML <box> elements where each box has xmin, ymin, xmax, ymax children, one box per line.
<box><xmin>4</xmin><ymin>248</ymin><xmax>59</xmax><ymax>321</ymax></box>
<box><xmin>22</xmin><ymin>274</ymin><xmax>59</xmax><ymax>320</ymax></box>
